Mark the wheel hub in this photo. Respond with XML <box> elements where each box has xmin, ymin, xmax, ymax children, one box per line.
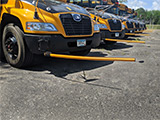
<box><xmin>5</xmin><ymin>35</ymin><xmax>18</xmax><ymax>60</ymax></box>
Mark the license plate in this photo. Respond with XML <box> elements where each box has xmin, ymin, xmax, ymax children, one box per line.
<box><xmin>115</xmin><ymin>33</ymin><xmax>119</xmax><ymax>37</ymax></box>
<box><xmin>77</xmin><ymin>39</ymin><xmax>86</xmax><ymax>47</ymax></box>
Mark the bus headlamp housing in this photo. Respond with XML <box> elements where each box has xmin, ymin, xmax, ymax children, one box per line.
<box><xmin>98</xmin><ymin>24</ymin><xmax>108</xmax><ymax>29</ymax></box>
<box><xmin>26</xmin><ymin>22</ymin><xmax>57</xmax><ymax>31</ymax></box>
<box><xmin>94</xmin><ymin>24</ymin><xmax>100</xmax><ymax>31</ymax></box>
<box><xmin>122</xmin><ymin>24</ymin><xmax>126</xmax><ymax>29</ymax></box>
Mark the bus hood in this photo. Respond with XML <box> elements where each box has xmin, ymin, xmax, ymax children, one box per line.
<box><xmin>37</xmin><ymin>1</ymin><xmax>90</xmax><ymax>15</ymax></box>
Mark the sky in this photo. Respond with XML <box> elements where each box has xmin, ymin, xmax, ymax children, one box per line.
<box><xmin>125</xmin><ymin>0</ymin><xmax>160</xmax><ymax>10</ymax></box>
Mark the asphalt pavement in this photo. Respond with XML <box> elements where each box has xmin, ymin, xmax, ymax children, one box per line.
<box><xmin>0</xmin><ymin>30</ymin><xmax>160</xmax><ymax>120</ymax></box>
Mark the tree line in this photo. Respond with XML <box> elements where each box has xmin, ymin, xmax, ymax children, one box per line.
<box><xmin>136</xmin><ymin>8</ymin><xmax>160</xmax><ymax>24</ymax></box>
<box><xmin>119</xmin><ymin>0</ymin><xmax>160</xmax><ymax>24</ymax></box>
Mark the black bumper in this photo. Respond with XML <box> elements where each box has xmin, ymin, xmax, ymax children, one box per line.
<box><xmin>24</xmin><ymin>33</ymin><xmax>101</xmax><ymax>54</ymax></box>
<box><xmin>100</xmin><ymin>30</ymin><xmax>125</xmax><ymax>40</ymax></box>
<box><xmin>135</xmin><ymin>28</ymin><xmax>141</xmax><ymax>32</ymax></box>
<box><xmin>125</xmin><ymin>29</ymin><xmax>135</xmax><ymax>34</ymax></box>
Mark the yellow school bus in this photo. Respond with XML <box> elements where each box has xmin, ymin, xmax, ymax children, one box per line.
<box><xmin>103</xmin><ymin>0</ymin><xmax>119</xmax><ymax>5</ymax></box>
<box><xmin>87</xmin><ymin>8</ymin><xmax>125</xmax><ymax>43</ymax></box>
<box><xmin>61</xmin><ymin>0</ymin><xmax>126</xmax><ymax>44</ymax></box>
<box><xmin>126</xmin><ymin>8</ymin><xmax>146</xmax><ymax>33</ymax></box>
<box><xmin>0</xmin><ymin>0</ymin><xmax>101</xmax><ymax>68</ymax></box>
<box><xmin>118</xmin><ymin>4</ymin><xmax>136</xmax><ymax>38</ymax></box>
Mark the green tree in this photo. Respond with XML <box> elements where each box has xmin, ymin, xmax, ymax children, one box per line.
<box><xmin>136</xmin><ymin>8</ymin><xmax>146</xmax><ymax>19</ymax></box>
<box><xmin>118</xmin><ymin>0</ymin><xmax>128</xmax><ymax>3</ymax></box>
<box><xmin>153</xmin><ymin>10</ymin><xmax>160</xmax><ymax>24</ymax></box>
<box><xmin>136</xmin><ymin>8</ymin><xmax>160</xmax><ymax>24</ymax></box>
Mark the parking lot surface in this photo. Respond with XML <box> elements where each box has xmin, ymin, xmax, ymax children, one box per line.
<box><xmin>0</xmin><ymin>30</ymin><xmax>160</xmax><ymax>120</ymax></box>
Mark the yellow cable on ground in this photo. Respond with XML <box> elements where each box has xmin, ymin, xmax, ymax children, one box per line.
<box><xmin>136</xmin><ymin>34</ymin><xmax>150</xmax><ymax>36</ymax></box>
<box><xmin>135</xmin><ymin>30</ymin><xmax>144</xmax><ymax>33</ymax></box>
<box><xmin>146</xmin><ymin>29</ymin><xmax>154</xmax><ymax>31</ymax></box>
<box><xmin>125</xmin><ymin>33</ymin><xmax>150</xmax><ymax>36</ymax></box>
<box><xmin>145</xmin><ymin>30</ymin><xmax>153</xmax><ymax>33</ymax></box>
<box><xmin>125</xmin><ymin>33</ymin><xmax>136</xmax><ymax>36</ymax></box>
<box><xmin>105</xmin><ymin>38</ymin><xmax>145</xmax><ymax>44</ymax></box>
<box><xmin>44</xmin><ymin>53</ymin><xmax>136</xmax><ymax>62</ymax></box>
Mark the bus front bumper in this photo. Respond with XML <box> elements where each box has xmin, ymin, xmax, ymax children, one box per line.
<box><xmin>24</xmin><ymin>33</ymin><xmax>101</xmax><ymax>54</ymax></box>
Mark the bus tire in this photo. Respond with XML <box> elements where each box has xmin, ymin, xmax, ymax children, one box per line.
<box><xmin>2</xmin><ymin>23</ymin><xmax>33</xmax><ymax>68</ymax></box>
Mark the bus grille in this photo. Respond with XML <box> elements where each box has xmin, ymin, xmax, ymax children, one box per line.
<box><xmin>127</xmin><ymin>22</ymin><xmax>134</xmax><ymax>28</ymax></box>
<box><xmin>60</xmin><ymin>14</ymin><xmax>92</xmax><ymax>36</ymax></box>
<box><xmin>108</xmin><ymin>19</ymin><xmax>122</xmax><ymax>31</ymax></box>
<box><xmin>135</xmin><ymin>23</ymin><xmax>140</xmax><ymax>28</ymax></box>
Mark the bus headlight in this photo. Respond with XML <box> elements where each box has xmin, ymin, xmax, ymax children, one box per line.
<box><xmin>122</xmin><ymin>24</ymin><xmax>126</xmax><ymax>29</ymax></box>
<box><xmin>26</xmin><ymin>22</ymin><xmax>57</xmax><ymax>31</ymax></box>
<box><xmin>94</xmin><ymin>24</ymin><xmax>100</xmax><ymax>31</ymax></box>
<box><xmin>98</xmin><ymin>24</ymin><xmax>108</xmax><ymax>29</ymax></box>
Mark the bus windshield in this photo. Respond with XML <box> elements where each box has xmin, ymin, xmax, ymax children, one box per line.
<box><xmin>105</xmin><ymin>6</ymin><xmax>119</xmax><ymax>15</ymax></box>
<box><xmin>119</xmin><ymin>10</ymin><xmax>126</xmax><ymax>16</ymax></box>
<box><xmin>66</xmin><ymin>0</ymin><xmax>102</xmax><ymax>8</ymax></box>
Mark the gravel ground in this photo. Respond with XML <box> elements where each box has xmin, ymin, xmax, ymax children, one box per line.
<box><xmin>0</xmin><ymin>30</ymin><xmax>160</xmax><ymax>120</ymax></box>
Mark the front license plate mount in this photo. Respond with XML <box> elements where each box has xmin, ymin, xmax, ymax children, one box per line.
<box><xmin>77</xmin><ymin>39</ymin><xmax>86</xmax><ymax>47</ymax></box>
